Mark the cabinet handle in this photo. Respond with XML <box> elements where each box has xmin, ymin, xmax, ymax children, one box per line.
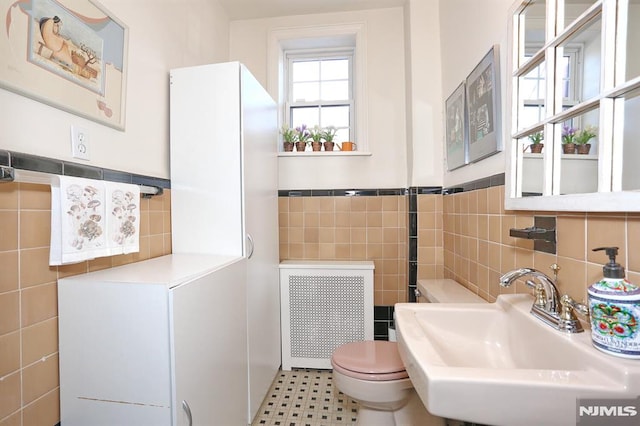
<box><xmin>182</xmin><ymin>400</ymin><xmax>193</xmax><ymax>426</ymax></box>
<box><xmin>247</xmin><ymin>233</ymin><xmax>255</xmax><ymax>259</ymax></box>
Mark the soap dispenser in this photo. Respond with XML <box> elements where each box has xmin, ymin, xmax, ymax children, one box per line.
<box><xmin>587</xmin><ymin>247</ymin><xmax>640</xmax><ymax>359</ymax></box>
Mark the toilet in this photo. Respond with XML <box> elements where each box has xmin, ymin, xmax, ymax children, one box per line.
<box><xmin>331</xmin><ymin>279</ymin><xmax>486</xmax><ymax>425</ymax></box>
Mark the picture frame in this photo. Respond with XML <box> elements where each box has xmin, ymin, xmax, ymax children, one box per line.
<box><xmin>0</xmin><ymin>0</ymin><xmax>128</xmax><ymax>130</ymax></box>
<box><xmin>445</xmin><ymin>82</ymin><xmax>468</xmax><ymax>171</ymax></box>
<box><xmin>465</xmin><ymin>45</ymin><xmax>502</xmax><ymax>163</ymax></box>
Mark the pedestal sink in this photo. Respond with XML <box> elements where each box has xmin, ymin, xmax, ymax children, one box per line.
<box><xmin>395</xmin><ymin>294</ymin><xmax>640</xmax><ymax>426</ymax></box>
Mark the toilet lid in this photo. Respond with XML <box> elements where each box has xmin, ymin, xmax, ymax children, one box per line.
<box><xmin>331</xmin><ymin>341</ymin><xmax>409</xmax><ymax>380</ymax></box>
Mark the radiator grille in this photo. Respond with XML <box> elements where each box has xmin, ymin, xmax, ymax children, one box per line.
<box><xmin>289</xmin><ymin>275</ymin><xmax>365</xmax><ymax>359</ymax></box>
<box><xmin>280</xmin><ymin>261</ymin><xmax>374</xmax><ymax>370</ymax></box>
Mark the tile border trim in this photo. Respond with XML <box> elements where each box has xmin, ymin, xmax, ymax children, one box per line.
<box><xmin>278</xmin><ymin>187</ymin><xmax>442</xmax><ymax>197</ymax></box>
<box><xmin>0</xmin><ymin>150</ymin><xmax>171</xmax><ymax>189</ymax></box>
<box><xmin>442</xmin><ymin>173</ymin><xmax>505</xmax><ymax>195</ymax></box>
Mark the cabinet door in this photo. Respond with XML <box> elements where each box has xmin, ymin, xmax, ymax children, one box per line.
<box><xmin>171</xmin><ymin>259</ymin><xmax>248</xmax><ymax>426</ymax></box>
<box><xmin>169</xmin><ymin>63</ymin><xmax>243</xmax><ymax>255</ymax></box>
<box><xmin>58</xmin><ymin>280</ymin><xmax>172</xmax><ymax>426</ymax></box>
<box><xmin>240</xmin><ymin>66</ymin><xmax>282</xmax><ymax>420</ymax></box>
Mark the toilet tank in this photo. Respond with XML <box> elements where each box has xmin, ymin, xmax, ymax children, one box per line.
<box><xmin>416</xmin><ymin>279</ymin><xmax>486</xmax><ymax>303</ymax></box>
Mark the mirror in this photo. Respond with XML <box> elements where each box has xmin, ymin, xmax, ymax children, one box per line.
<box><xmin>556</xmin><ymin>15</ymin><xmax>602</xmax><ymax>107</ymax></box>
<box><xmin>507</xmin><ymin>0</ymin><xmax>640</xmax><ymax>211</ymax></box>
<box><xmin>559</xmin><ymin>107</ymin><xmax>599</xmax><ymax>194</ymax></box>
<box><xmin>519</xmin><ymin>0</ymin><xmax>546</xmax><ymax>68</ymax></box>
<box><xmin>517</xmin><ymin>59</ymin><xmax>546</xmax><ymax>131</ymax></box>
<box><xmin>624</xmin><ymin>0</ymin><xmax>640</xmax><ymax>82</ymax></box>
<box><xmin>519</xmin><ymin>132</ymin><xmax>546</xmax><ymax>196</ymax></box>
<box><xmin>562</xmin><ymin>0</ymin><xmax>598</xmax><ymax>30</ymax></box>
<box><xmin>621</xmin><ymin>89</ymin><xmax>640</xmax><ymax>191</ymax></box>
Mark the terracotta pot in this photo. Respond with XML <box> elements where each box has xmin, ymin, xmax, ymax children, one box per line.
<box><xmin>562</xmin><ymin>143</ymin><xmax>576</xmax><ymax>154</ymax></box>
<box><xmin>311</xmin><ymin>141</ymin><xmax>322</xmax><ymax>151</ymax></box>
<box><xmin>576</xmin><ymin>143</ymin><xmax>591</xmax><ymax>154</ymax></box>
<box><xmin>530</xmin><ymin>143</ymin><xmax>544</xmax><ymax>153</ymax></box>
<box><xmin>323</xmin><ymin>141</ymin><xmax>335</xmax><ymax>152</ymax></box>
<box><xmin>283</xmin><ymin>142</ymin><xmax>294</xmax><ymax>152</ymax></box>
<box><xmin>295</xmin><ymin>142</ymin><xmax>307</xmax><ymax>152</ymax></box>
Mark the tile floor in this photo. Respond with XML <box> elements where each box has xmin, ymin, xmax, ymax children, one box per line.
<box><xmin>251</xmin><ymin>368</ymin><xmax>359</xmax><ymax>426</ymax></box>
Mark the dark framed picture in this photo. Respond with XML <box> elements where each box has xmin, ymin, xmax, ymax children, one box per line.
<box><xmin>466</xmin><ymin>45</ymin><xmax>502</xmax><ymax>162</ymax></box>
<box><xmin>445</xmin><ymin>82</ymin><xmax>468</xmax><ymax>171</ymax></box>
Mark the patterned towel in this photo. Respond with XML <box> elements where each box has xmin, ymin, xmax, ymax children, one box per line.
<box><xmin>49</xmin><ymin>176</ymin><xmax>140</xmax><ymax>265</ymax></box>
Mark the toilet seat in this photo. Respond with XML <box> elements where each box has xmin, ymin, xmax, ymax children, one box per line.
<box><xmin>331</xmin><ymin>341</ymin><xmax>409</xmax><ymax>381</ymax></box>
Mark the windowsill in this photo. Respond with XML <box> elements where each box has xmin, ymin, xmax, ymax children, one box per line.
<box><xmin>278</xmin><ymin>151</ymin><xmax>372</xmax><ymax>157</ymax></box>
<box><xmin>523</xmin><ymin>153</ymin><xmax>598</xmax><ymax>160</ymax></box>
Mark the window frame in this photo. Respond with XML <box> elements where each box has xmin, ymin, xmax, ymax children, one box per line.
<box><xmin>267</xmin><ymin>22</ymin><xmax>369</xmax><ymax>156</ymax></box>
<box><xmin>284</xmin><ymin>48</ymin><xmax>355</xmax><ymax>142</ymax></box>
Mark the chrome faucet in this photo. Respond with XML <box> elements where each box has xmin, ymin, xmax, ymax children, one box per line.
<box><xmin>499</xmin><ymin>268</ymin><xmax>585</xmax><ymax>333</ymax></box>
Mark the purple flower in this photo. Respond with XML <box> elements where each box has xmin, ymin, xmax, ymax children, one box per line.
<box><xmin>562</xmin><ymin>125</ymin><xmax>576</xmax><ymax>144</ymax></box>
<box><xmin>295</xmin><ymin>124</ymin><xmax>310</xmax><ymax>142</ymax></box>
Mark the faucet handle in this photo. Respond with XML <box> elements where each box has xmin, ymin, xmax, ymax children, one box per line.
<box><xmin>560</xmin><ymin>294</ymin><xmax>589</xmax><ymax>318</ymax></box>
<box><xmin>529</xmin><ymin>280</ymin><xmax>547</xmax><ymax>309</ymax></box>
<box><xmin>558</xmin><ymin>295</ymin><xmax>588</xmax><ymax>333</ymax></box>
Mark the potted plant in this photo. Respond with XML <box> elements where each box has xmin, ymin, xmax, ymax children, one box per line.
<box><xmin>280</xmin><ymin>124</ymin><xmax>296</xmax><ymax>152</ymax></box>
<box><xmin>322</xmin><ymin>126</ymin><xmax>338</xmax><ymax>152</ymax></box>
<box><xmin>575</xmin><ymin>125</ymin><xmax>597</xmax><ymax>154</ymax></box>
<box><xmin>562</xmin><ymin>125</ymin><xmax>577</xmax><ymax>154</ymax></box>
<box><xmin>528</xmin><ymin>131</ymin><xmax>544</xmax><ymax>153</ymax></box>
<box><xmin>294</xmin><ymin>124</ymin><xmax>310</xmax><ymax>152</ymax></box>
<box><xmin>309</xmin><ymin>125</ymin><xmax>323</xmax><ymax>151</ymax></box>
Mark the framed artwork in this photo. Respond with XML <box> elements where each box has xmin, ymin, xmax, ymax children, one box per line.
<box><xmin>465</xmin><ymin>45</ymin><xmax>501</xmax><ymax>163</ymax></box>
<box><xmin>1</xmin><ymin>0</ymin><xmax>128</xmax><ymax>129</ymax></box>
<box><xmin>445</xmin><ymin>82</ymin><xmax>468</xmax><ymax>171</ymax></box>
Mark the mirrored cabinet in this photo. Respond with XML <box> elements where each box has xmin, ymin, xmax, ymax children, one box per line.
<box><xmin>506</xmin><ymin>0</ymin><xmax>640</xmax><ymax>211</ymax></box>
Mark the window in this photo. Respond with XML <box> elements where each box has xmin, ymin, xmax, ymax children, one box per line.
<box><xmin>285</xmin><ymin>50</ymin><xmax>354</xmax><ymax>144</ymax></box>
<box><xmin>519</xmin><ymin>48</ymin><xmax>580</xmax><ymax>127</ymax></box>
<box><xmin>268</xmin><ymin>23</ymin><xmax>367</xmax><ymax>154</ymax></box>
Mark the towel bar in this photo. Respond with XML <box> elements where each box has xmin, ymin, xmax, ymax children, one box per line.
<box><xmin>0</xmin><ymin>165</ymin><xmax>162</xmax><ymax>197</ymax></box>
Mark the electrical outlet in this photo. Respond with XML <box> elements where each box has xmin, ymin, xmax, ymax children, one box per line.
<box><xmin>71</xmin><ymin>126</ymin><xmax>90</xmax><ymax>160</ymax></box>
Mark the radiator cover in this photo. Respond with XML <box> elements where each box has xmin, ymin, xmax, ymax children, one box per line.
<box><xmin>279</xmin><ymin>260</ymin><xmax>374</xmax><ymax>370</ymax></box>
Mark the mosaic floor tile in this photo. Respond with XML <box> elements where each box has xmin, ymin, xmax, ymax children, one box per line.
<box><xmin>252</xmin><ymin>369</ymin><xmax>358</xmax><ymax>426</ymax></box>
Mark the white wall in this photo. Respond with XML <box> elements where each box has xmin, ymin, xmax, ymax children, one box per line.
<box><xmin>229</xmin><ymin>8</ymin><xmax>408</xmax><ymax>190</ymax></box>
<box><xmin>229</xmin><ymin>0</ymin><xmax>518</xmax><ymax>191</ymax></box>
<box><xmin>0</xmin><ymin>0</ymin><xmax>230</xmax><ymax>179</ymax></box>
<box><xmin>2</xmin><ymin>0</ymin><xmax>521</xmax><ymax>187</ymax></box>
<box><xmin>405</xmin><ymin>0</ymin><xmax>444</xmax><ymax>187</ymax></box>
<box><xmin>439</xmin><ymin>0</ymin><xmax>514</xmax><ymax>187</ymax></box>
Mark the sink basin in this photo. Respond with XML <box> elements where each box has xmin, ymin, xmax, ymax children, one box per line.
<box><xmin>395</xmin><ymin>294</ymin><xmax>640</xmax><ymax>426</ymax></box>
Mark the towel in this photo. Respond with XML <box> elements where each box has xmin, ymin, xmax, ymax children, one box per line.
<box><xmin>105</xmin><ymin>181</ymin><xmax>140</xmax><ymax>255</ymax></box>
<box><xmin>49</xmin><ymin>176</ymin><xmax>140</xmax><ymax>265</ymax></box>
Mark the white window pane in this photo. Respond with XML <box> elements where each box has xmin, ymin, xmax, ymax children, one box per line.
<box><xmin>292</xmin><ymin>61</ymin><xmax>319</xmax><ymax>82</ymax></box>
<box><xmin>537</xmin><ymin>61</ymin><xmax>546</xmax><ymax>75</ymax></box>
<box><xmin>291</xmin><ymin>107</ymin><xmax>320</xmax><ymax>128</ymax></box>
<box><xmin>321</xmin><ymin>81</ymin><xmax>349</xmax><ymax>100</ymax></box>
<box><xmin>292</xmin><ymin>82</ymin><xmax>320</xmax><ymax>102</ymax></box>
<box><xmin>320</xmin><ymin>106</ymin><xmax>350</xmax><ymax>128</ymax></box>
<box><xmin>562</xmin><ymin>80</ymin><xmax>570</xmax><ymax>98</ymax></box>
<box><xmin>321</xmin><ymin>59</ymin><xmax>349</xmax><ymax>80</ymax></box>
<box><xmin>520</xmin><ymin>79</ymin><xmax>540</xmax><ymax>99</ymax></box>
<box><xmin>521</xmin><ymin>106</ymin><xmax>542</xmax><ymax>126</ymax></box>
<box><xmin>335</xmin><ymin>128</ymin><xmax>350</xmax><ymax>144</ymax></box>
<box><xmin>561</xmin><ymin>56</ymin><xmax>570</xmax><ymax>79</ymax></box>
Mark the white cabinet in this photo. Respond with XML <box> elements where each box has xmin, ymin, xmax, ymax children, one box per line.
<box><xmin>58</xmin><ymin>254</ymin><xmax>248</xmax><ymax>426</ymax></box>
<box><xmin>169</xmin><ymin>62</ymin><xmax>280</xmax><ymax>422</ymax></box>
